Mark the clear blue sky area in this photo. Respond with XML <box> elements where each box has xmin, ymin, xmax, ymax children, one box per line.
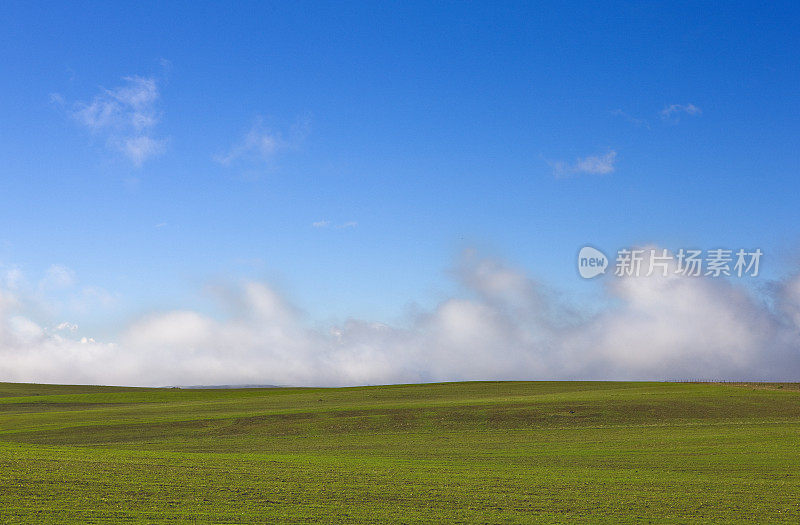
<box><xmin>2</xmin><ymin>1</ymin><xmax>798</xmax><ymax>331</ymax></box>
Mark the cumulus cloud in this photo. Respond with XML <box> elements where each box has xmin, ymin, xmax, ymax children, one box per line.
<box><xmin>56</xmin><ymin>75</ymin><xmax>167</xmax><ymax>165</ymax></box>
<box><xmin>1</xmin><ymin>250</ymin><xmax>800</xmax><ymax>386</ymax></box>
<box><xmin>551</xmin><ymin>151</ymin><xmax>617</xmax><ymax>178</ymax></box>
<box><xmin>215</xmin><ymin>116</ymin><xmax>310</xmax><ymax>167</ymax></box>
<box><xmin>660</xmin><ymin>103</ymin><xmax>702</xmax><ymax>121</ymax></box>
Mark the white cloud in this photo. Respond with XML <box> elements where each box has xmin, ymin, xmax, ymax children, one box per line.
<box><xmin>312</xmin><ymin>220</ymin><xmax>330</xmax><ymax>228</ymax></box>
<box><xmin>611</xmin><ymin>109</ymin><xmax>649</xmax><ymax>128</ymax></box>
<box><xmin>216</xmin><ymin>116</ymin><xmax>309</xmax><ymax>167</ymax></box>
<box><xmin>3</xmin><ymin>267</ymin><xmax>25</xmax><ymax>290</ymax></box>
<box><xmin>69</xmin><ymin>286</ymin><xmax>118</xmax><ymax>314</ymax></box>
<box><xmin>122</xmin><ymin>136</ymin><xmax>166</xmax><ymax>166</ymax></box>
<box><xmin>551</xmin><ymin>151</ymin><xmax>617</xmax><ymax>178</ymax></box>
<box><xmin>612</xmin><ymin>105</ymin><xmax>701</xmax><ymax>127</ymax></box>
<box><xmin>58</xmin><ymin>75</ymin><xmax>167</xmax><ymax>166</ymax></box>
<box><xmin>1</xmin><ymin>250</ymin><xmax>799</xmax><ymax>386</ymax></box>
<box><xmin>56</xmin><ymin>322</ymin><xmax>78</xmax><ymax>332</ymax></box>
<box><xmin>660</xmin><ymin>103</ymin><xmax>702</xmax><ymax>120</ymax></box>
<box><xmin>2</xmin><ymin>264</ymin><xmax>119</xmax><ymax>330</ymax></box>
<box><xmin>40</xmin><ymin>264</ymin><xmax>76</xmax><ymax>290</ymax></box>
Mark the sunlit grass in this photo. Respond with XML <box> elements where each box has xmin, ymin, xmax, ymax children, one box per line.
<box><xmin>0</xmin><ymin>381</ymin><xmax>798</xmax><ymax>523</ymax></box>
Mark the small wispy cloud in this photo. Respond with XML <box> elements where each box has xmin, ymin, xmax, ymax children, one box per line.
<box><xmin>611</xmin><ymin>109</ymin><xmax>650</xmax><ymax>128</ymax></box>
<box><xmin>660</xmin><ymin>103</ymin><xmax>701</xmax><ymax>121</ymax></box>
<box><xmin>40</xmin><ymin>264</ymin><xmax>76</xmax><ymax>291</ymax></box>
<box><xmin>122</xmin><ymin>136</ymin><xmax>165</xmax><ymax>166</ymax></box>
<box><xmin>56</xmin><ymin>321</ymin><xmax>78</xmax><ymax>333</ymax></box>
<box><xmin>3</xmin><ymin>267</ymin><xmax>25</xmax><ymax>290</ymax></box>
<box><xmin>312</xmin><ymin>220</ymin><xmax>357</xmax><ymax>229</ymax></box>
<box><xmin>612</xmin><ymin>104</ymin><xmax>701</xmax><ymax>128</ymax></box>
<box><xmin>54</xmin><ymin>76</ymin><xmax>167</xmax><ymax>166</ymax></box>
<box><xmin>216</xmin><ymin>116</ymin><xmax>310</xmax><ymax>167</ymax></box>
<box><xmin>69</xmin><ymin>286</ymin><xmax>118</xmax><ymax>314</ymax></box>
<box><xmin>550</xmin><ymin>151</ymin><xmax>617</xmax><ymax>178</ymax></box>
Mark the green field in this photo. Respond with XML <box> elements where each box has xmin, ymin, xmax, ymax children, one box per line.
<box><xmin>0</xmin><ymin>381</ymin><xmax>798</xmax><ymax>523</ymax></box>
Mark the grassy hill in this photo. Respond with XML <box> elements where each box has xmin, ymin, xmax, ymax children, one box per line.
<box><xmin>0</xmin><ymin>381</ymin><xmax>798</xmax><ymax>523</ymax></box>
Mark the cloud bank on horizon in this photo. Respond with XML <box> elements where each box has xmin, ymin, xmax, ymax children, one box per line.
<box><xmin>1</xmin><ymin>249</ymin><xmax>799</xmax><ymax>387</ymax></box>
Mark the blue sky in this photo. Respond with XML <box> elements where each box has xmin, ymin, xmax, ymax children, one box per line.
<box><xmin>2</xmin><ymin>2</ymin><xmax>800</xmax><ymax>385</ymax></box>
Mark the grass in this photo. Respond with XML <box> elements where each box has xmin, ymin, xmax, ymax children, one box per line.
<box><xmin>0</xmin><ymin>380</ymin><xmax>798</xmax><ymax>523</ymax></box>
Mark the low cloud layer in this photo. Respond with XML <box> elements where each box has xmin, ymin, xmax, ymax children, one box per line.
<box><xmin>1</xmin><ymin>250</ymin><xmax>799</xmax><ymax>387</ymax></box>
